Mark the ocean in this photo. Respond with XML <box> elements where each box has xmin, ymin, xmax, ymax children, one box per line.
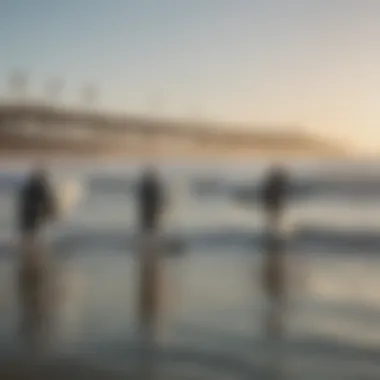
<box><xmin>0</xmin><ymin>159</ymin><xmax>380</xmax><ymax>379</ymax></box>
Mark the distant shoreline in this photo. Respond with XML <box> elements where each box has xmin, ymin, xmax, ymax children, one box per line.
<box><xmin>0</xmin><ymin>149</ymin><xmax>365</xmax><ymax>167</ymax></box>
<box><xmin>0</xmin><ymin>137</ymin><xmax>348</xmax><ymax>160</ymax></box>
<box><xmin>0</xmin><ymin>103</ymin><xmax>348</xmax><ymax>160</ymax></box>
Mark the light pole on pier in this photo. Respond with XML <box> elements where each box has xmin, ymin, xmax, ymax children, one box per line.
<box><xmin>8</xmin><ymin>70</ymin><xmax>29</xmax><ymax>104</ymax></box>
<box><xmin>81</xmin><ymin>83</ymin><xmax>99</xmax><ymax>111</ymax></box>
<box><xmin>44</xmin><ymin>78</ymin><xmax>64</xmax><ymax>107</ymax></box>
<box><xmin>147</xmin><ymin>94</ymin><xmax>164</xmax><ymax>118</ymax></box>
<box><xmin>188</xmin><ymin>105</ymin><xmax>206</xmax><ymax>123</ymax></box>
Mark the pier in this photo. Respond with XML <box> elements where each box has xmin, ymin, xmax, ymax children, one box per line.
<box><xmin>0</xmin><ymin>103</ymin><xmax>346</xmax><ymax>157</ymax></box>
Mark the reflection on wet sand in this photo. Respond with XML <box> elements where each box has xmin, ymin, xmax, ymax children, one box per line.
<box><xmin>17</xmin><ymin>237</ymin><xmax>57</xmax><ymax>353</ymax></box>
<box><xmin>55</xmin><ymin>261</ymin><xmax>88</xmax><ymax>347</ymax></box>
<box><xmin>16</xmin><ymin>235</ymin><xmax>90</xmax><ymax>354</ymax></box>
<box><xmin>4</xmin><ymin>162</ymin><xmax>380</xmax><ymax>379</ymax></box>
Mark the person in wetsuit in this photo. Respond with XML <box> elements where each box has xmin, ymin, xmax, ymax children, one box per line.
<box><xmin>136</xmin><ymin>166</ymin><xmax>165</xmax><ymax>343</ymax></box>
<box><xmin>261</xmin><ymin>165</ymin><xmax>289</xmax><ymax>229</ymax></box>
<box><xmin>17</xmin><ymin>167</ymin><xmax>57</xmax><ymax>349</ymax></box>
<box><xmin>137</xmin><ymin>166</ymin><xmax>165</xmax><ymax>233</ymax></box>
<box><xmin>18</xmin><ymin>167</ymin><xmax>56</xmax><ymax>240</ymax></box>
<box><xmin>260</xmin><ymin>165</ymin><xmax>289</xmax><ymax>340</ymax></box>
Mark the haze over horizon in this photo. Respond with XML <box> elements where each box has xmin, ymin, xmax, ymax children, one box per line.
<box><xmin>1</xmin><ymin>0</ymin><xmax>379</xmax><ymax>154</ymax></box>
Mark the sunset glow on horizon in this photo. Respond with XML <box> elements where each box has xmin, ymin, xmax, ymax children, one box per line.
<box><xmin>1</xmin><ymin>1</ymin><xmax>380</xmax><ymax>154</ymax></box>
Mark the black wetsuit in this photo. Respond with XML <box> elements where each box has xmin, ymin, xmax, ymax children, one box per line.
<box><xmin>18</xmin><ymin>174</ymin><xmax>55</xmax><ymax>235</ymax></box>
<box><xmin>261</xmin><ymin>169</ymin><xmax>288</xmax><ymax>218</ymax></box>
<box><xmin>137</xmin><ymin>171</ymin><xmax>164</xmax><ymax>232</ymax></box>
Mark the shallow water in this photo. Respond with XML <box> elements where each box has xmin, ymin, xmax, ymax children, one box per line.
<box><xmin>1</xmin><ymin>160</ymin><xmax>380</xmax><ymax>378</ymax></box>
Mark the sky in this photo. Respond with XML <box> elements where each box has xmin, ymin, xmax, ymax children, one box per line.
<box><xmin>0</xmin><ymin>0</ymin><xmax>380</xmax><ymax>153</ymax></box>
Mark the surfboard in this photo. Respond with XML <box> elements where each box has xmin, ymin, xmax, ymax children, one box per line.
<box><xmin>53</xmin><ymin>178</ymin><xmax>85</xmax><ymax>219</ymax></box>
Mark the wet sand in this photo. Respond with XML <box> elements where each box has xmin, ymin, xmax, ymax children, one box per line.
<box><xmin>0</xmin><ymin>358</ymin><xmax>131</xmax><ymax>380</ymax></box>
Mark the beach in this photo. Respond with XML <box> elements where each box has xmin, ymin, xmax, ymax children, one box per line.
<box><xmin>0</xmin><ymin>159</ymin><xmax>379</xmax><ymax>378</ymax></box>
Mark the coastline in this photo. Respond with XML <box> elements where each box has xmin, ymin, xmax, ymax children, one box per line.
<box><xmin>0</xmin><ymin>142</ymin><xmax>351</xmax><ymax>165</ymax></box>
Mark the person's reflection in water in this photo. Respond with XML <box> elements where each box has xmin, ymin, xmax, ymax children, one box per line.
<box><xmin>17</xmin><ymin>166</ymin><xmax>57</xmax><ymax>352</ymax></box>
<box><xmin>263</xmin><ymin>233</ymin><xmax>286</xmax><ymax>340</ymax></box>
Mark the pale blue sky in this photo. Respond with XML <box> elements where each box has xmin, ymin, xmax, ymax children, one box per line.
<box><xmin>1</xmin><ymin>0</ymin><xmax>380</xmax><ymax>152</ymax></box>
